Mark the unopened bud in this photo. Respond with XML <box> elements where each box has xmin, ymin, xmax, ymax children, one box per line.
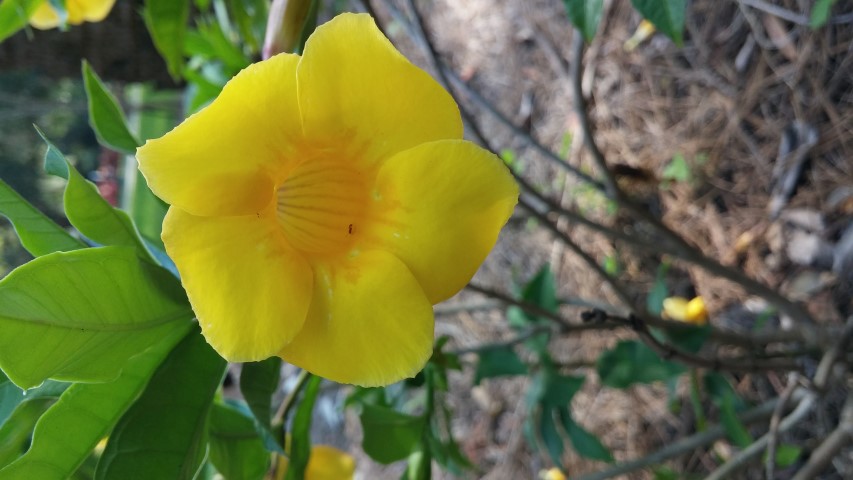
<box><xmin>263</xmin><ymin>0</ymin><xmax>312</xmax><ymax>59</ymax></box>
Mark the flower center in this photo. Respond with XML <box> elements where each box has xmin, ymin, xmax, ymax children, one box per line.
<box><xmin>276</xmin><ymin>158</ymin><xmax>368</xmax><ymax>256</ymax></box>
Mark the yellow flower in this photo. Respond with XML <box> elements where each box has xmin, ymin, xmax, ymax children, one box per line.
<box><xmin>137</xmin><ymin>13</ymin><xmax>518</xmax><ymax>386</ymax></box>
<box><xmin>539</xmin><ymin>467</ymin><xmax>567</xmax><ymax>480</ymax></box>
<box><xmin>274</xmin><ymin>445</ymin><xmax>355</xmax><ymax>480</ymax></box>
<box><xmin>29</xmin><ymin>0</ymin><xmax>116</xmax><ymax>30</ymax></box>
<box><xmin>662</xmin><ymin>296</ymin><xmax>708</xmax><ymax>325</ymax></box>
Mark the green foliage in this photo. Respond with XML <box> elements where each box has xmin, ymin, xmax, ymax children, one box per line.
<box><xmin>285</xmin><ymin>375</ymin><xmax>322</xmax><ymax>480</ymax></box>
<box><xmin>0</xmin><ymin>327</ymin><xmax>188</xmax><ymax>479</ymax></box>
<box><xmin>631</xmin><ymin>0</ymin><xmax>686</xmax><ymax>46</ymax></box>
<box><xmin>360</xmin><ymin>404</ymin><xmax>425</xmax><ymax>464</ymax></box>
<box><xmin>562</xmin><ymin>0</ymin><xmax>603</xmax><ymax>42</ymax></box>
<box><xmin>810</xmin><ymin>0</ymin><xmax>838</xmax><ymax>28</ymax></box>
<box><xmin>0</xmin><ymin>398</ymin><xmax>55</xmax><ymax>469</ymax></box>
<box><xmin>208</xmin><ymin>403</ymin><xmax>270</xmax><ymax>480</ymax></box>
<box><xmin>474</xmin><ymin>346</ymin><xmax>528</xmax><ymax>384</ymax></box>
<box><xmin>144</xmin><ymin>0</ymin><xmax>190</xmax><ymax>78</ymax></box>
<box><xmin>81</xmin><ymin>61</ymin><xmax>140</xmax><ymax>155</ymax></box>
<box><xmin>239</xmin><ymin>357</ymin><xmax>285</xmax><ymax>454</ymax></box>
<box><xmin>662</xmin><ymin>153</ymin><xmax>691</xmax><ymax>183</ymax></box>
<box><xmin>0</xmin><ymin>0</ymin><xmax>40</xmax><ymax>43</ymax></box>
<box><xmin>771</xmin><ymin>444</ymin><xmax>802</xmax><ymax>467</ymax></box>
<box><xmin>96</xmin><ymin>331</ymin><xmax>226</xmax><ymax>479</ymax></box>
<box><xmin>0</xmin><ymin>178</ymin><xmax>86</xmax><ymax>257</ymax></box>
<box><xmin>597</xmin><ymin>340</ymin><xmax>686</xmax><ymax>388</ymax></box>
<box><xmin>0</xmin><ymin>246</ymin><xmax>193</xmax><ymax>389</ymax></box>
<box><xmin>647</xmin><ymin>262</ymin><xmax>670</xmax><ymax>316</ymax></box>
<box><xmin>703</xmin><ymin>373</ymin><xmax>752</xmax><ymax>448</ymax></box>
<box><xmin>36</xmin><ymin>127</ymin><xmax>153</xmax><ymax>260</ymax></box>
<box><xmin>558</xmin><ymin>408</ymin><xmax>612</xmax><ymax>462</ymax></box>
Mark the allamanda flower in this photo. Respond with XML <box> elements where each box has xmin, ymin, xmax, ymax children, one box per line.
<box><xmin>274</xmin><ymin>445</ymin><xmax>355</xmax><ymax>480</ymax></box>
<box><xmin>137</xmin><ymin>13</ymin><xmax>518</xmax><ymax>386</ymax></box>
<box><xmin>29</xmin><ymin>0</ymin><xmax>116</xmax><ymax>30</ymax></box>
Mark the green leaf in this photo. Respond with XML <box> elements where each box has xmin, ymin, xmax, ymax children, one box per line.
<box><xmin>404</xmin><ymin>447</ymin><xmax>431</xmax><ymax>480</ymax></box>
<box><xmin>360</xmin><ymin>404</ymin><xmax>425</xmax><ymax>464</ymax></box>
<box><xmin>285</xmin><ymin>375</ymin><xmax>321</xmax><ymax>480</ymax></box>
<box><xmin>703</xmin><ymin>372</ymin><xmax>747</xmax><ymax>411</ymax></box>
<box><xmin>239</xmin><ymin>358</ymin><xmax>280</xmax><ymax>427</ymax></box>
<box><xmin>82</xmin><ymin>61</ymin><xmax>140</xmax><ymax>155</ymax></box>
<box><xmin>144</xmin><ymin>0</ymin><xmax>190</xmax><ymax>78</ymax></box>
<box><xmin>0</xmin><ymin>398</ymin><xmax>54</xmax><ymax>469</ymax></box>
<box><xmin>540</xmin><ymin>372</ymin><xmax>585</xmax><ymax>407</ymax></box>
<box><xmin>537</xmin><ymin>406</ymin><xmax>564</xmax><ymax>466</ymax></box>
<box><xmin>562</xmin><ymin>0</ymin><xmax>603</xmax><ymax>42</ymax></box>
<box><xmin>810</xmin><ymin>0</ymin><xmax>838</xmax><ymax>28</ymax></box>
<box><xmin>646</xmin><ymin>262</ymin><xmax>670</xmax><ymax>316</ymax></box>
<box><xmin>522</xmin><ymin>264</ymin><xmax>559</xmax><ymax>315</ymax></box>
<box><xmin>0</xmin><ymin>246</ymin><xmax>193</xmax><ymax>389</ymax></box>
<box><xmin>631</xmin><ymin>0</ymin><xmax>685</xmax><ymax>46</ymax></box>
<box><xmin>719</xmin><ymin>393</ymin><xmax>753</xmax><ymax>448</ymax></box>
<box><xmin>558</xmin><ymin>407</ymin><xmax>613</xmax><ymax>462</ymax></box>
<box><xmin>96</xmin><ymin>330</ymin><xmax>227</xmax><ymax>480</ymax></box>
<box><xmin>597</xmin><ymin>340</ymin><xmax>686</xmax><ymax>388</ymax></box>
<box><xmin>772</xmin><ymin>444</ymin><xmax>802</xmax><ymax>467</ymax></box>
<box><xmin>662</xmin><ymin>154</ymin><xmax>691</xmax><ymax>182</ymax></box>
<box><xmin>35</xmin><ymin>127</ymin><xmax>153</xmax><ymax>259</ymax></box>
<box><xmin>0</xmin><ymin>327</ymin><xmax>188</xmax><ymax>480</ymax></box>
<box><xmin>208</xmin><ymin>403</ymin><xmax>269</xmax><ymax>480</ymax></box>
<box><xmin>474</xmin><ymin>346</ymin><xmax>528</xmax><ymax>384</ymax></box>
<box><xmin>0</xmin><ymin>374</ymin><xmax>66</xmax><ymax>427</ymax></box>
<box><xmin>0</xmin><ymin>178</ymin><xmax>85</xmax><ymax>257</ymax></box>
<box><xmin>662</xmin><ymin>324</ymin><xmax>710</xmax><ymax>354</ymax></box>
<box><xmin>239</xmin><ymin>358</ymin><xmax>285</xmax><ymax>454</ymax></box>
<box><xmin>0</xmin><ymin>0</ymin><xmax>39</xmax><ymax>43</ymax></box>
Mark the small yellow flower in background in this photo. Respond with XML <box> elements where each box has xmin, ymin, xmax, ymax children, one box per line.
<box><xmin>29</xmin><ymin>0</ymin><xmax>116</xmax><ymax>30</ymax></box>
<box><xmin>539</xmin><ymin>467</ymin><xmax>567</xmax><ymax>480</ymax></box>
<box><xmin>623</xmin><ymin>19</ymin><xmax>656</xmax><ymax>52</ymax></box>
<box><xmin>662</xmin><ymin>296</ymin><xmax>708</xmax><ymax>325</ymax></box>
<box><xmin>274</xmin><ymin>445</ymin><xmax>355</xmax><ymax>480</ymax></box>
<box><xmin>138</xmin><ymin>13</ymin><xmax>518</xmax><ymax>387</ymax></box>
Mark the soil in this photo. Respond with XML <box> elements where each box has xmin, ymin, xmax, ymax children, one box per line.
<box><xmin>339</xmin><ymin>0</ymin><xmax>853</xmax><ymax>478</ymax></box>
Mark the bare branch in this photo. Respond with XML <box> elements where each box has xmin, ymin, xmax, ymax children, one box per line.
<box><xmin>572</xmin><ymin>394</ymin><xmax>800</xmax><ymax>480</ymax></box>
<box><xmin>704</xmin><ymin>391</ymin><xmax>817</xmax><ymax>480</ymax></box>
<box><xmin>791</xmin><ymin>392</ymin><xmax>853</xmax><ymax>480</ymax></box>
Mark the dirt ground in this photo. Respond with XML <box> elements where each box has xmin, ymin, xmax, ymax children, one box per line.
<box><xmin>333</xmin><ymin>0</ymin><xmax>853</xmax><ymax>478</ymax></box>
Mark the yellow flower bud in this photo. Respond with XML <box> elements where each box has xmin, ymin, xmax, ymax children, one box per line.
<box><xmin>662</xmin><ymin>296</ymin><xmax>708</xmax><ymax>325</ymax></box>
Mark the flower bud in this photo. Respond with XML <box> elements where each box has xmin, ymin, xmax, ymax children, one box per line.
<box><xmin>263</xmin><ymin>0</ymin><xmax>312</xmax><ymax>59</ymax></box>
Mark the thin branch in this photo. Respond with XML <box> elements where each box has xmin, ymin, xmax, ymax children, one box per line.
<box><xmin>628</xmin><ymin>315</ymin><xmax>804</xmax><ymax>373</ymax></box>
<box><xmin>556</xmin><ymin>22</ymin><xmax>818</xmax><ymax>340</ymax></box>
<box><xmin>434</xmin><ymin>300</ymin><xmax>502</xmax><ymax>316</ymax></box>
<box><xmin>703</xmin><ymin>391</ymin><xmax>817</xmax><ymax>480</ymax></box>
<box><xmin>572</xmin><ymin>394</ymin><xmax>798</xmax><ymax>480</ymax></box>
<box><xmin>765</xmin><ymin>375</ymin><xmax>800</xmax><ymax>480</ymax></box>
<box><xmin>791</xmin><ymin>392</ymin><xmax>853</xmax><ymax>480</ymax></box>
<box><xmin>569</xmin><ymin>29</ymin><xmax>619</xmax><ymax>198</ymax></box>
<box><xmin>382</xmin><ymin>0</ymin><xmax>819</xmax><ymax>346</ymax></box>
<box><xmin>736</xmin><ymin>0</ymin><xmax>810</xmax><ymax>26</ymax></box>
<box><xmin>450</xmin><ymin>324</ymin><xmax>556</xmax><ymax>356</ymax></box>
<box><xmin>272</xmin><ymin>369</ymin><xmax>310</xmax><ymax>427</ymax></box>
<box><xmin>812</xmin><ymin>315</ymin><xmax>853</xmax><ymax>391</ymax></box>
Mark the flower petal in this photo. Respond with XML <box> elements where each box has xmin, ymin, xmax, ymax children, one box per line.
<box><xmin>78</xmin><ymin>0</ymin><xmax>115</xmax><ymax>22</ymax></box>
<box><xmin>163</xmin><ymin>207</ymin><xmax>313</xmax><ymax>361</ymax></box>
<box><xmin>278</xmin><ymin>250</ymin><xmax>434</xmax><ymax>386</ymax></box>
<box><xmin>29</xmin><ymin>2</ymin><xmax>60</xmax><ymax>29</ymax></box>
<box><xmin>367</xmin><ymin>140</ymin><xmax>518</xmax><ymax>303</ymax></box>
<box><xmin>297</xmin><ymin>13</ymin><xmax>462</xmax><ymax>165</ymax></box>
<box><xmin>138</xmin><ymin>53</ymin><xmax>303</xmax><ymax>217</ymax></box>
